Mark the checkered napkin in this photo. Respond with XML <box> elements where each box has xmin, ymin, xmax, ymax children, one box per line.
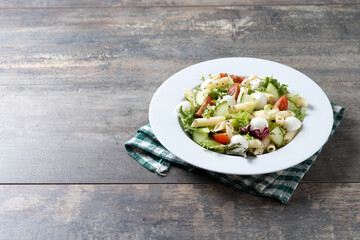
<box><xmin>125</xmin><ymin>103</ymin><xmax>345</xmax><ymax>203</ymax></box>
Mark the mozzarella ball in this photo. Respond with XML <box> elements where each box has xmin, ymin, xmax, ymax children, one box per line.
<box><xmin>250</xmin><ymin>117</ymin><xmax>269</xmax><ymax>132</ymax></box>
<box><xmin>200</xmin><ymin>78</ymin><xmax>213</xmax><ymax>89</ymax></box>
<box><xmin>220</xmin><ymin>95</ymin><xmax>236</xmax><ymax>106</ymax></box>
<box><xmin>230</xmin><ymin>135</ymin><xmax>249</xmax><ymax>149</ymax></box>
<box><xmin>250</xmin><ymin>78</ymin><xmax>264</xmax><ymax>90</ymax></box>
<box><xmin>251</xmin><ymin>92</ymin><xmax>267</xmax><ymax>110</ymax></box>
<box><xmin>284</xmin><ymin>116</ymin><xmax>302</xmax><ymax>131</ymax></box>
<box><xmin>175</xmin><ymin>101</ymin><xmax>192</xmax><ymax>117</ymax></box>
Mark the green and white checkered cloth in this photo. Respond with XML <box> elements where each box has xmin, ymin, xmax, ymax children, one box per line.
<box><xmin>125</xmin><ymin>103</ymin><xmax>345</xmax><ymax>203</ymax></box>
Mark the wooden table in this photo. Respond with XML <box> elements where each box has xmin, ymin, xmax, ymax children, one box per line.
<box><xmin>0</xmin><ymin>0</ymin><xmax>359</xmax><ymax>239</ymax></box>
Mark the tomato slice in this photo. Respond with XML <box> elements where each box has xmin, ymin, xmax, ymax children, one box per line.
<box><xmin>231</xmin><ymin>75</ymin><xmax>245</xmax><ymax>84</ymax></box>
<box><xmin>213</xmin><ymin>133</ymin><xmax>228</xmax><ymax>144</ymax></box>
<box><xmin>274</xmin><ymin>95</ymin><xmax>288</xmax><ymax>111</ymax></box>
<box><xmin>195</xmin><ymin>94</ymin><xmax>214</xmax><ymax>118</ymax></box>
<box><xmin>219</xmin><ymin>73</ymin><xmax>244</xmax><ymax>83</ymax></box>
<box><xmin>227</xmin><ymin>83</ymin><xmax>240</xmax><ymax>100</ymax></box>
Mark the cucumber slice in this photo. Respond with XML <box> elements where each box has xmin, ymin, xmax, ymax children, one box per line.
<box><xmin>269</xmin><ymin>127</ymin><xmax>284</xmax><ymax>147</ymax></box>
<box><xmin>265</xmin><ymin>82</ymin><xmax>280</xmax><ymax>99</ymax></box>
<box><xmin>287</xmin><ymin>99</ymin><xmax>297</xmax><ymax>111</ymax></box>
<box><xmin>239</xmin><ymin>93</ymin><xmax>257</xmax><ymax>112</ymax></box>
<box><xmin>197</xmin><ymin>127</ymin><xmax>210</xmax><ymax>133</ymax></box>
<box><xmin>214</xmin><ymin>101</ymin><xmax>229</xmax><ymax>117</ymax></box>
<box><xmin>237</xmin><ymin>92</ymin><xmax>244</xmax><ymax>103</ymax></box>
<box><xmin>240</xmin><ymin>93</ymin><xmax>256</xmax><ymax>103</ymax></box>
<box><xmin>195</xmin><ymin>89</ymin><xmax>211</xmax><ymax>106</ymax></box>
<box><xmin>192</xmin><ymin>130</ymin><xmax>209</xmax><ymax>145</ymax></box>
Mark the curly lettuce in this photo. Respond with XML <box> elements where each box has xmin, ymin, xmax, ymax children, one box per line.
<box><xmin>179</xmin><ymin>106</ymin><xmax>195</xmax><ymax>134</ymax></box>
<box><xmin>293</xmin><ymin>108</ymin><xmax>307</xmax><ymax>122</ymax></box>
<box><xmin>230</xmin><ymin>111</ymin><xmax>251</xmax><ymax>129</ymax></box>
<box><xmin>258</xmin><ymin>76</ymin><xmax>288</xmax><ymax>96</ymax></box>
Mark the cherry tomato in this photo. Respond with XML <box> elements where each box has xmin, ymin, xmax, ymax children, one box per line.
<box><xmin>213</xmin><ymin>133</ymin><xmax>228</xmax><ymax>144</ymax></box>
<box><xmin>219</xmin><ymin>73</ymin><xmax>244</xmax><ymax>83</ymax></box>
<box><xmin>231</xmin><ymin>75</ymin><xmax>245</xmax><ymax>84</ymax></box>
<box><xmin>227</xmin><ymin>84</ymin><xmax>240</xmax><ymax>100</ymax></box>
<box><xmin>195</xmin><ymin>94</ymin><xmax>214</xmax><ymax>118</ymax></box>
<box><xmin>274</xmin><ymin>95</ymin><xmax>288</xmax><ymax>111</ymax></box>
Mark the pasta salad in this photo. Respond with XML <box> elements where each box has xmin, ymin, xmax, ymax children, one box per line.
<box><xmin>176</xmin><ymin>73</ymin><xmax>308</xmax><ymax>157</ymax></box>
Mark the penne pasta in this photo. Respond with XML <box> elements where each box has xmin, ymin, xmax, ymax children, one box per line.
<box><xmin>252</xmin><ymin>110</ymin><xmax>269</xmax><ymax>119</ymax></box>
<box><xmin>267</xmin><ymin>143</ymin><xmax>276</xmax><ymax>152</ymax></box>
<box><xmin>248</xmin><ymin>139</ymin><xmax>263</xmax><ymax>149</ymax></box>
<box><xmin>226</xmin><ymin>121</ymin><xmax>235</xmax><ymax>142</ymax></box>
<box><xmin>275</xmin><ymin>116</ymin><xmax>285</xmax><ymax>126</ymax></box>
<box><xmin>265</xmin><ymin>93</ymin><xmax>277</xmax><ymax>104</ymax></box>
<box><xmin>253</xmin><ymin>148</ymin><xmax>264</xmax><ymax>155</ymax></box>
<box><xmin>191</xmin><ymin>116</ymin><xmax>226</xmax><ymax>127</ymax></box>
<box><xmin>229</xmin><ymin>102</ymin><xmax>256</xmax><ymax>113</ymax></box>
<box><xmin>267</xmin><ymin>107</ymin><xmax>280</xmax><ymax>119</ymax></box>
<box><xmin>253</xmin><ymin>136</ymin><xmax>271</xmax><ymax>155</ymax></box>
<box><xmin>292</xmin><ymin>96</ymin><xmax>308</xmax><ymax>107</ymax></box>
<box><xmin>262</xmin><ymin>136</ymin><xmax>271</xmax><ymax>149</ymax></box>
<box><xmin>284</xmin><ymin>130</ymin><xmax>298</xmax><ymax>144</ymax></box>
<box><xmin>214</xmin><ymin>121</ymin><xmax>226</xmax><ymax>132</ymax></box>
<box><xmin>205</xmin><ymin>76</ymin><xmax>232</xmax><ymax>90</ymax></box>
<box><xmin>271</xmin><ymin>110</ymin><xmax>295</xmax><ymax>120</ymax></box>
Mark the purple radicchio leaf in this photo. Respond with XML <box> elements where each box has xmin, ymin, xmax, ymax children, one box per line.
<box><xmin>240</xmin><ymin>124</ymin><xmax>270</xmax><ymax>140</ymax></box>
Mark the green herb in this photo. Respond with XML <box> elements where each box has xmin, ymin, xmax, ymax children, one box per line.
<box><xmin>200</xmin><ymin>76</ymin><xmax>206</xmax><ymax>82</ymax></box>
<box><xmin>179</xmin><ymin>106</ymin><xmax>195</xmax><ymax>134</ymax></box>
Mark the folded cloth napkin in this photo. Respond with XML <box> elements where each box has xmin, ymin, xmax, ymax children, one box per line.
<box><xmin>125</xmin><ymin>103</ymin><xmax>345</xmax><ymax>203</ymax></box>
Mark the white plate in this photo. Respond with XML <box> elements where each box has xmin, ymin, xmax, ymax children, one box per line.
<box><xmin>149</xmin><ymin>57</ymin><xmax>333</xmax><ymax>175</ymax></box>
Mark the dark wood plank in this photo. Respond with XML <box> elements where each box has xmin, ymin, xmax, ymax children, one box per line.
<box><xmin>0</xmin><ymin>85</ymin><xmax>215</xmax><ymax>183</ymax></box>
<box><xmin>0</xmin><ymin>183</ymin><xmax>358</xmax><ymax>239</ymax></box>
<box><xmin>1</xmin><ymin>0</ymin><xmax>360</xmax><ymax>8</ymax></box>
<box><xmin>0</xmin><ymin>6</ymin><xmax>359</xmax><ymax>85</ymax></box>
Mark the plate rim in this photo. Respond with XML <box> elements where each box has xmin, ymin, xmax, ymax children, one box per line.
<box><xmin>149</xmin><ymin>57</ymin><xmax>333</xmax><ymax>175</ymax></box>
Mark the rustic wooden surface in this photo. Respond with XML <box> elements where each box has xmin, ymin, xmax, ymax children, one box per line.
<box><xmin>0</xmin><ymin>0</ymin><xmax>359</xmax><ymax>238</ymax></box>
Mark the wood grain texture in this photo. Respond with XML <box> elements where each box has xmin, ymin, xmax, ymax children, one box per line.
<box><xmin>1</xmin><ymin>0</ymin><xmax>360</xmax><ymax>8</ymax></box>
<box><xmin>0</xmin><ymin>5</ymin><xmax>359</xmax><ymax>85</ymax></box>
<box><xmin>0</xmin><ymin>5</ymin><xmax>358</xmax><ymax>183</ymax></box>
<box><xmin>0</xmin><ymin>183</ymin><xmax>358</xmax><ymax>239</ymax></box>
<box><xmin>0</xmin><ymin>1</ymin><xmax>358</xmax><ymax>239</ymax></box>
<box><xmin>0</xmin><ymin>82</ymin><xmax>355</xmax><ymax>183</ymax></box>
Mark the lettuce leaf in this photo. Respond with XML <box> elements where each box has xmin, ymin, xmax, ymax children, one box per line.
<box><xmin>200</xmin><ymin>139</ymin><xmax>227</xmax><ymax>153</ymax></box>
<box><xmin>230</xmin><ymin>111</ymin><xmax>251</xmax><ymax>129</ymax></box>
<box><xmin>258</xmin><ymin>76</ymin><xmax>288</xmax><ymax>96</ymax></box>
<box><xmin>179</xmin><ymin>106</ymin><xmax>195</xmax><ymax>134</ymax></box>
<box><xmin>293</xmin><ymin>108</ymin><xmax>307</xmax><ymax>122</ymax></box>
